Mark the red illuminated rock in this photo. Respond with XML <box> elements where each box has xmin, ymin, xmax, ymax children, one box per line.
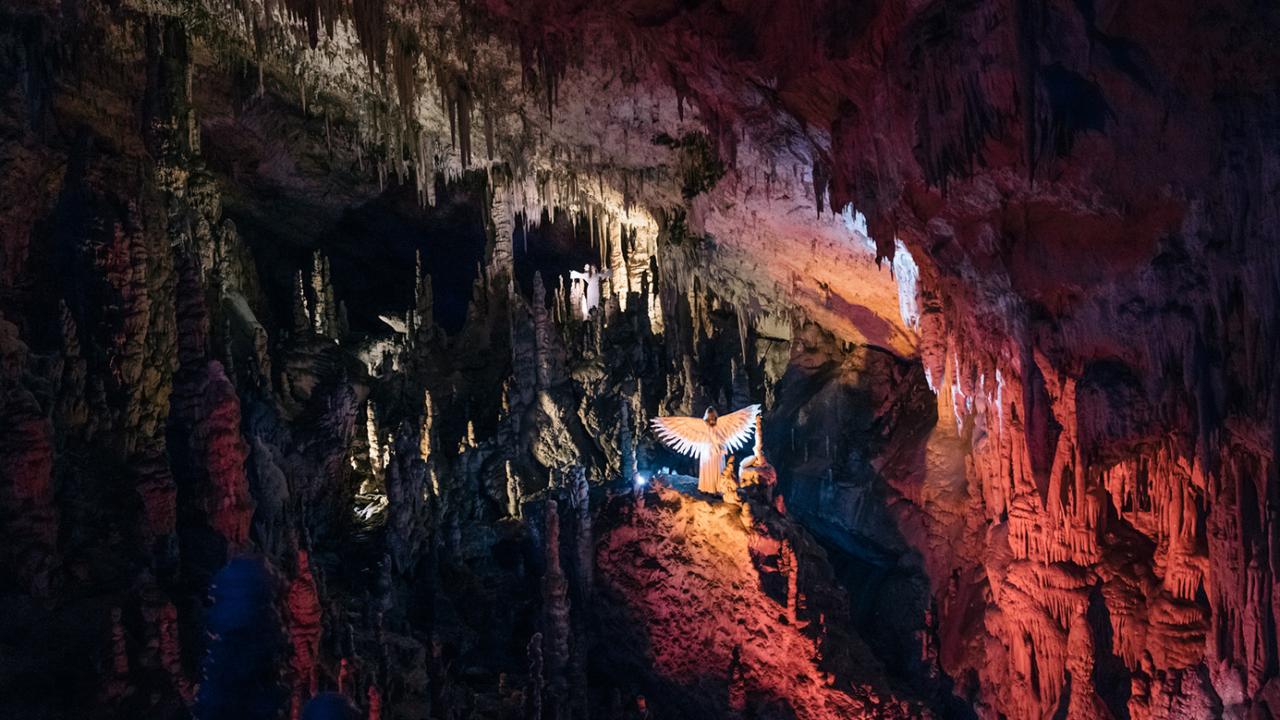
<box><xmin>597</xmin><ymin>484</ymin><xmax>926</xmax><ymax>719</ymax></box>
<box><xmin>4</xmin><ymin>1</ymin><xmax>1277</xmax><ymax>718</ymax></box>
<box><xmin>198</xmin><ymin>361</ymin><xmax>254</xmax><ymax>551</ymax></box>
<box><xmin>287</xmin><ymin>550</ymin><xmax>323</xmax><ymax>717</ymax></box>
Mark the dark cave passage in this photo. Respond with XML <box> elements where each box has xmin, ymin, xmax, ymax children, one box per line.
<box><xmin>229</xmin><ymin>176</ymin><xmax>490</xmax><ymax>340</ymax></box>
<box><xmin>328</xmin><ymin>178</ymin><xmax>489</xmax><ymax>336</ymax></box>
<box><xmin>512</xmin><ymin>208</ymin><xmax>599</xmax><ymax>303</ymax></box>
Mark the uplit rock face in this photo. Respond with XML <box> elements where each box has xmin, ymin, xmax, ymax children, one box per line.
<box><xmin>596</xmin><ymin>479</ymin><xmax>924</xmax><ymax>719</ymax></box>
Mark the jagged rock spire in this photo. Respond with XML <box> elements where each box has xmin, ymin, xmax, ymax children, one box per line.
<box><xmin>541</xmin><ymin>500</ymin><xmax>571</xmax><ymax>713</ymax></box>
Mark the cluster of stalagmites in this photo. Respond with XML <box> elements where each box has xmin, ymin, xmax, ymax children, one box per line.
<box><xmin>17</xmin><ymin>1</ymin><xmax>1280</xmax><ymax>718</ymax></box>
<box><xmin>0</xmin><ymin>11</ymin><xmax>821</xmax><ymax>718</ymax></box>
<box><xmin>0</xmin><ymin>16</ymin><xmax>370</xmax><ymax>716</ymax></box>
<box><xmin>894</xmin><ymin>221</ymin><xmax>1280</xmax><ymax>719</ymax></box>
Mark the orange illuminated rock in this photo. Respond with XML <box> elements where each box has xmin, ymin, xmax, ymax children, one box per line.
<box><xmin>597</xmin><ymin>484</ymin><xmax>927</xmax><ymax>719</ymax></box>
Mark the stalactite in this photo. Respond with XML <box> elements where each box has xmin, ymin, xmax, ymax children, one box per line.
<box><xmin>482</xmin><ymin>99</ymin><xmax>495</xmax><ymax>161</ymax></box>
<box><xmin>392</xmin><ymin>28</ymin><xmax>417</xmax><ymax>120</ymax></box>
<box><xmin>608</xmin><ymin>219</ymin><xmax>628</xmax><ymax>310</ymax></box>
<box><xmin>350</xmin><ymin>0</ymin><xmax>388</xmax><ymax>77</ymax></box>
<box><xmin>457</xmin><ymin>83</ymin><xmax>473</xmax><ymax>169</ymax></box>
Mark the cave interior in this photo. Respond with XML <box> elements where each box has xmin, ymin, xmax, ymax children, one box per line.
<box><xmin>1</xmin><ymin>1</ymin><xmax>1278</xmax><ymax>719</ymax></box>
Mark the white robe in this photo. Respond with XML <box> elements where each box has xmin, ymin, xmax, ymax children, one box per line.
<box><xmin>651</xmin><ymin>405</ymin><xmax>760</xmax><ymax>494</ymax></box>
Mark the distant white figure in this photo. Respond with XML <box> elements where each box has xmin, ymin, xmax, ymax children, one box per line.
<box><xmin>569</xmin><ymin>265</ymin><xmax>602</xmax><ymax>318</ymax></box>
<box><xmin>651</xmin><ymin>405</ymin><xmax>761</xmax><ymax>494</ymax></box>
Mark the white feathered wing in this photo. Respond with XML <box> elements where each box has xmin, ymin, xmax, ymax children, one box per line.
<box><xmin>650</xmin><ymin>405</ymin><xmax>760</xmax><ymax>493</ymax></box>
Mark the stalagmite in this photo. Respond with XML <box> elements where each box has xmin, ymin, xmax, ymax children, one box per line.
<box><xmin>134</xmin><ymin>446</ymin><xmax>178</xmax><ymax>561</ymax></box>
<box><xmin>101</xmin><ymin>607</ymin><xmax>130</xmax><ymax>703</ymax></box>
<box><xmin>739</xmin><ymin>415</ymin><xmax>776</xmax><ymax>502</ymax></box>
<box><xmin>287</xmin><ymin>550</ymin><xmax>323</xmax><ymax>719</ymax></box>
<box><xmin>143</xmin><ymin>590</ymin><xmax>193</xmax><ymax>703</ymax></box>
<box><xmin>386</xmin><ymin>420</ymin><xmax>429</xmax><ymax>575</ymax></box>
<box><xmin>418</xmin><ymin>389</ymin><xmax>435</xmax><ymax>464</ymax></box>
<box><xmin>509</xmin><ymin>293</ymin><xmax>538</xmax><ymax>416</ymax></box>
<box><xmin>531</xmin><ymin>272</ymin><xmax>565</xmax><ymax>389</ymax></box>
<box><xmin>311</xmin><ymin>251</ymin><xmax>338</xmax><ymax>337</ymax></box>
<box><xmin>365</xmin><ymin>401</ymin><xmax>387</xmax><ymax>480</ymax></box>
<box><xmin>780</xmin><ymin>540</ymin><xmax>799</xmax><ymax>624</ymax></box>
<box><xmin>569</xmin><ymin>466</ymin><xmax>593</xmax><ymax>600</ymax></box>
<box><xmin>542</xmin><ymin>500</ymin><xmax>572</xmax><ymax>712</ymax></box>
<box><xmin>525</xmin><ymin>632</ymin><xmax>544</xmax><ymax>720</ymax></box>
<box><xmin>366</xmin><ymin>685</ymin><xmax>382</xmax><ymax>720</ymax></box>
<box><xmin>198</xmin><ymin>361</ymin><xmax>254</xmax><ymax>552</ymax></box>
<box><xmin>506</xmin><ymin>460</ymin><xmax>522</xmax><ymax>518</ymax></box>
<box><xmin>619</xmin><ymin>400</ymin><xmax>638</xmax><ymax>483</ymax></box>
<box><xmin>293</xmin><ymin>271</ymin><xmax>311</xmax><ymax>334</ymax></box>
<box><xmin>719</xmin><ymin>456</ymin><xmax>741</xmax><ymax>505</ymax></box>
<box><xmin>489</xmin><ymin>182</ymin><xmax>515</xmax><ymax>283</ymax></box>
<box><xmin>0</xmin><ymin>379</ymin><xmax>58</xmax><ymax>595</ymax></box>
<box><xmin>409</xmin><ymin>252</ymin><xmax>435</xmax><ymax>346</ymax></box>
<box><xmin>55</xmin><ymin>300</ymin><xmax>88</xmax><ymax>430</ymax></box>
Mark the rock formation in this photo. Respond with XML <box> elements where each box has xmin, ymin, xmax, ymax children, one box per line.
<box><xmin>540</xmin><ymin>499</ymin><xmax>572</xmax><ymax>716</ymax></box>
<box><xmin>2</xmin><ymin>1</ymin><xmax>1278</xmax><ymax>718</ymax></box>
<box><xmin>596</xmin><ymin>480</ymin><xmax>924</xmax><ymax>718</ymax></box>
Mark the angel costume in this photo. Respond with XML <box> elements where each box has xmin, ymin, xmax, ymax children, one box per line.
<box><xmin>651</xmin><ymin>405</ymin><xmax>761</xmax><ymax>493</ymax></box>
